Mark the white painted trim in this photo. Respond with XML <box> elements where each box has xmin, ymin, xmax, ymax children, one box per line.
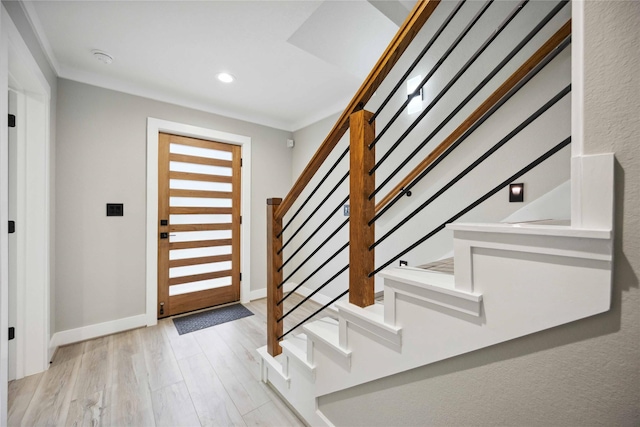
<box><xmin>446</xmin><ymin>223</ymin><xmax>611</xmax><ymax>239</ymax></box>
<box><xmin>0</xmin><ymin>14</ymin><xmax>10</xmax><ymax>424</ymax></box>
<box><xmin>146</xmin><ymin>118</ymin><xmax>251</xmax><ymax>327</ymax></box>
<box><xmin>249</xmin><ymin>282</ymin><xmax>296</xmax><ymax>302</ymax></box>
<box><xmin>1</xmin><ymin>5</ymin><xmax>52</xmax><ymax>421</ymax></box>
<box><xmin>248</xmin><ymin>284</ymin><xmax>340</xmax><ymax>318</ymax></box>
<box><xmin>571</xmin><ymin>0</ymin><xmax>586</xmax><ymax>227</ymax></box>
<box><xmin>250</xmin><ymin>288</ymin><xmax>268</xmax><ymax>301</ymax></box>
<box><xmin>49</xmin><ymin>314</ymin><xmax>147</xmax><ymax>350</ymax></box>
<box><xmin>571</xmin><ymin>0</ymin><xmax>585</xmax><ymax>159</ymax></box>
<box><xmin>17</xmin><ymin>1</ymin><xmax>60</xmax><ymax>75</ymax></box>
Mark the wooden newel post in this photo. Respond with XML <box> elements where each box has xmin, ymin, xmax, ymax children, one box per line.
<box><xmin>266</xmin><ymin>198</ymin><xmax>283</xmax><ymax>356</ymax></box>
<box><xmin>349</xmin><ymin>110</ymin><xmax>376</xmax><ymax>307</ymax></box>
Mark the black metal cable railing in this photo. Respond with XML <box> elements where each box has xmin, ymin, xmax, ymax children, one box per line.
<box><xmin>279</xmin><ymin>220</ymin><xmax>349</xmax><ymax>286</ymax></box>
<box><xmin>368</xmin><ymin>0</ymin><xmax>467</xmax><ymax>124</ymax></box>
<box><xmin>371</xmin><ymin>32</ymin><xmax>571</xmax><ymax>224</ymax></box>
<box><xmin>278</xmin><ymin>241</ymin><xmax>349</xmax><ymax>295</ymax></box>
<box><xmin>278</xmin><ymin>170</ymin><xmax>349</xmax><ymax>254</ymax></box>
<box><xmin>369</xmin><ymin>0</ymin><xmax>569</xmax><ymax>201</ymax></box>
<box><xmin>369</xmin><ymin>0</ymin><xmax>494</xmax><ymax>150</ymax></box>
<box><xmin>270</xmin><ymin>0</ymin><xmax>571</xmax><ymax>345</ymax></box>
<box><xmin>371</xmin><ymin>84</ymin><xmax>571</xmax><ymax>250</ymax></box>
<box><xmin>370</xmin><ymin>136</ymin><xmax>571</xmax><ymax>276</ymax></box>
<box><xmin>278</xmin><ymin>195</ymin><xmax>349</xmax><ymax>271</ymax></box>
<box><xmin>278</xmin><ymin>289</ymin><xmax>349</xmax><ymax>341</ymax></box>
<box><xmin>278</xmin><ymin>264</ymin><xmax>349</xmax><ymax>324</ymax></box>
<box><xmin>369</xmin><ymin>0</ymin><xmax>528</xmax><ymax>178</ymax></box>
<box><xmin>277</xmin><ymin>147</ymin><xmax>349</xmax><ymax>239</ymax></box>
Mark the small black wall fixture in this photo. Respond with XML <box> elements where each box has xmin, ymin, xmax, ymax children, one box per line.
<box><xmin>106</xmin><ymin>203</ymin><xmax>124</xmax><ymax>216</ymax></box>
<box><xmin>509</xmin><ymin>183</ymin><xmax>524</xmax><ymax>202</ymax></box>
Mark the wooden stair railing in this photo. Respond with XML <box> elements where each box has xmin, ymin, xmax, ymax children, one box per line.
<box><xmin>266</xmin><ymin>1</ymin><xmax>571</xmax><ymax>357</ymax></box>
<box><xmin>266</xmin><ymin>0</ymin><xmax>440</xmax><ymax>357</ymax></box>
<box><xmin>375</xmin><ymin>20</ymin><xmax>572</xmax><ymax>213</ymax></box>
<box><xmin>274</xmin><ymin>0</ymin><xmax>440</xmax><ymax>220</ymax></box>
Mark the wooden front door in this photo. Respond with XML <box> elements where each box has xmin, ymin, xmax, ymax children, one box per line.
<box><xmin>157</xmin><ymin>133</ymin><xmax>241</xmax><ymax>318</ymax></box>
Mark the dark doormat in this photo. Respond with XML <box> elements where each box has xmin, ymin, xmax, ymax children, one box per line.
<box><xmin>173</xmin><ymin>304</ymin><xmax>254</xmax><ymax>335</ymax></box>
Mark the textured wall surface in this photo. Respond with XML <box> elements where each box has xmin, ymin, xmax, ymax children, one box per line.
<box><xmin>319</xmin><ymin>1</ymin><xmax>639</xmax><ymax>425</ymax></box>
<box><xmin>55</xmin><ymin>79</ymin><xmax>292</xmax><ymax>332</ymax></box>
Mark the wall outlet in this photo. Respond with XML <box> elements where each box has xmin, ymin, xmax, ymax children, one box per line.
<box><xmin>399</xmin><ymin>260</ymin><xmax>408</xmax><ymax>267</ymax></box>
<box><xmin>343</xmin><ymin>204</ymin><xmax>350</xmax><ymax>216</ymax></box>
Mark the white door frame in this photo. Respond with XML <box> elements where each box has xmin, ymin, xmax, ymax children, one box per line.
<box><xmin>0</xmin><ymin>3</ymin><xmax>52</xmax><ymax>422</ymax></box>
<box><xmin>146</xmin><ymin>118</ymin><xmax>252</xmax><ymax>326</ymax></box>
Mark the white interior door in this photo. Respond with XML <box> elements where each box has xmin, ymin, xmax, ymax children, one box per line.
<box><xmin>7</xmin><ymin>90</ymin><xmax>16</xmax><ymax>381</ymax></box>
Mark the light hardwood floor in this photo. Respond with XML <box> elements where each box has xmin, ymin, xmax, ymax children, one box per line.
<box><xmin>8</xmin><ymin>295</ymin><xmax>328</xmax><ymax>426</ymax></box>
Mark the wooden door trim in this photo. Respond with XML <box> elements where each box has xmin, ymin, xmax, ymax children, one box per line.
<box><xmin>146</xmin><ymin>118</ymin><xmax>252</xmax><ymax>327</ymax></box>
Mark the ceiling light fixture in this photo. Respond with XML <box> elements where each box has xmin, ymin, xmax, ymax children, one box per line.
<box><xmin>217</xmin><ymin>72</ymin><xmax>235</xmax><ymax>83</ymax></box>
<box><xmin>92</xmin><ymin>49</ymin><xmax>113</xmax><ymax>65</ymax></box>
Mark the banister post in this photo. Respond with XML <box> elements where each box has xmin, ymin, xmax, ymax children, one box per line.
<box><xmin>267</xmin><ymin>198</ymin><xmax>283</xmax><ymax>356</ymax></box>
<box><xmin>349</xmin><ymin>110</ymin><xmax>376</xmax><ymax>307</ymax></box>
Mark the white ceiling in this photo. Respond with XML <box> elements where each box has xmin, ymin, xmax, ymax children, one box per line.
<box><xmin>22</xmin><ymin>0</ymin><xmax>415</xmax><ymax>131</ymax></box>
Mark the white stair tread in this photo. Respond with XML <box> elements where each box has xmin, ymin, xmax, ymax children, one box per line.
<box><xmin>303</xmin><ymin>317</ymin><xmax>351</xmax><ymax>358</ymax></box>
<box><xmin>379</xmin><ymin>267</ymin><xmax>481</xmax><ymax>302</ymax></box>
<box><xmin>280</xmin><ymin>334</ymin><xmax>309</xmax><ymax>363</ymax></box>
<box><xmin>336</xmin><ymin>301</ymin><xmax>399</xmax><ymax>334</ymax></box>
<box><xmin>447</xmin><ymin>221</ymin><xmax>611</xmax><ymax>239</ymax></box>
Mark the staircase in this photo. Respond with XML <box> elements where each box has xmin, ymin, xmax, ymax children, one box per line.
<box><xmin>258</xmin><ymin>1</ymin><xmax>614</xmax><ymax>425</ymax></box>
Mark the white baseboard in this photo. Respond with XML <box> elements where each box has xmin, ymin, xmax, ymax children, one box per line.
<box><xmin>49</xmin><ymin>285</ymin><xmax>338</xmax><ymax>359</ymax></box>
<box><xmin>249</xmin><ymin>282</ymin><xmax>297</xmax><ymax>301</ymax></box>
<box><xmin>249</xmin><ymin>284</ymin><xmax>339</xmax><ymax>314</ymax></box>
<box><xmin>250</xmin><ymin>288</ymin><xmax>268</xmax><ymax>300</ymax></box>
<box><xmin>49</xmin><ymin>314</ymin><xmax>147</xmax><ymax>359</ymax></box>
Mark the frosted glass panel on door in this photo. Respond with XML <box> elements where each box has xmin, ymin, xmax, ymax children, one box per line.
<box><xmin>170</xmin><ymin>179</ymin><xmax>232</xmax><ymax>192</ymax></box>
<box><xmin>170</xmin><ymin>246</ymin><xmax>232</xmax><ymax>260</ymax></box>
<box><xmin>169</xmin><ymin>161</ymin><xmax>232</xmax><ymax>176</ymax></box>
<box><xmin>170</xmin><ymin>230</ymin><xmax>232</xmax><ymax>243</ymax></box>
<box><xmin>170</xmin><ymin>261</ymin><xmax>233</xmax><ymax>278</ymax></box>
<box><xmin>169</xmin><ymin>276</ymin><xmax>232</xmax><ymax>296</ymax></box>
<box><xmin>170</xmin><ymin>214</ymin><xmax>232</xmax><ymax>225</ymax></box>
<box><xmin>170</xmin><ymin>143</ymin><xmax>233</xmax><ymax>161</ymax></box>
<box><xmin>170</xmin><ymin>197</ymin><xmax>232</xmax><ymax>208</ymax></box>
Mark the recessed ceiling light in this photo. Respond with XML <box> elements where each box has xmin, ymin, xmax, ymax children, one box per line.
<box><xmin>92</xmin><ymin>49</ymin><xmax>113</xmax><ymax>65</ymax></box>
<box><xmin>217</xmin><ymin>72</ymin><xmax>235</xmax><ymax>83</ymax></box>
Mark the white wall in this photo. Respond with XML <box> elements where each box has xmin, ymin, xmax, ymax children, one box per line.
<box><xmin>55</xmin><ymin>79</ymin><xmax>292</xmax><ymax>332</ymax></box>
<box><xmin>285</xmin><ymin>1</ymin><xmax>571</xmax><ymax>301</ymax></box>
<box><xmin>318</xmin><ymin>1</ymin><xmax>640</xmax><ymax>425</ymax></box>
<box><xmin>291</xmin><ymin>112</ymin><xmax>340</xmax><ymax>183</ymax></box>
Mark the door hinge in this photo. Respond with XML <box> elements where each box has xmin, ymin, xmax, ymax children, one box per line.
<box><xmin>8</xmin><ymin>327</ymin><xmax>15</xmax><ymax>340</ymax></box>
<box><xmin>240</xmin><ymin>216</ymin><xmax>242</xmax><ymax>225</ymax></box>
<box><xmin>239</xmin><ymin>273</ymin><xmax>242</xmax><ymax>281</ymax></box>
<box><xmin>8</xmin><ymin>221</ymin><xmax>15</xmax><ymax>234</ymax></box>
<box><xmin>8</xmin><ymin>114</ymin><xmax>15</xmax><ymax>128</ymax></box>
<box><xmin>240</xmin><ymin>158</ymin><xmax>243</xmax><ymax>167</ymax></box>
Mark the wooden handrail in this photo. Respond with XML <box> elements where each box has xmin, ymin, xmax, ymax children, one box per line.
<box><xmin>275</xmin><ymin>0</ymin><xmax>440</xmax><ymax>220</ymax></box>
<box><xmin>375</xmin><ymin>20</ymin><xmax>572</xmax><ymax>213</ymax></box>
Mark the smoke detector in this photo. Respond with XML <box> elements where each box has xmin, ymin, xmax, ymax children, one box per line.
<box><xmin>92</xmin><ymin>49</ymin><xmax>113</xmax><ymax>65</ymax></box>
